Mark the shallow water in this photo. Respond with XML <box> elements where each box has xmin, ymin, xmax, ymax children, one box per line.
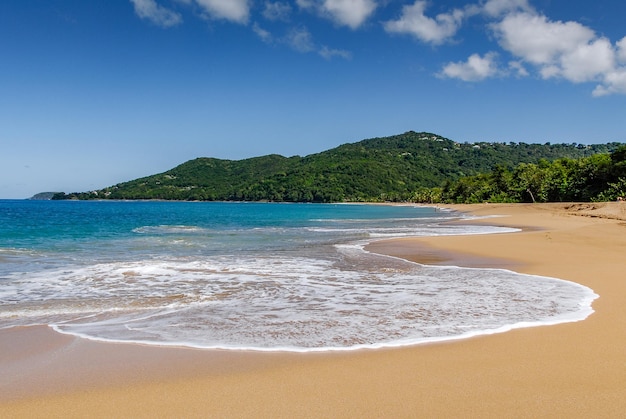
<box><xmin>0</xmin><ymin>200</ymin><xmax>596</xmax><ymax>351</ymax></box>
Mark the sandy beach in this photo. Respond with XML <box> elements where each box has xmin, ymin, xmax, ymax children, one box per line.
<box><xmin>2</xmin><ymin>202</ymin><xmax>626</xmax><ymax>418</ymax></box>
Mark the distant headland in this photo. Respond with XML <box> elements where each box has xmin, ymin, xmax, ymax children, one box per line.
<box><xmin>28</xmin><ymin>192</ymin><xmax>62</xmax><ymax>200</ymax></box>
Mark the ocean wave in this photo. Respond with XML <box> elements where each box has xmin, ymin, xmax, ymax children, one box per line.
<box><xmin>2</xmin><ymin>253</ymin><xmax>597</xmax><ymax>352</ymax></box>
<box><xmin>132</xmin><ymin>225</ymin><xmax>210</xmax><ymax>235</ymax></box>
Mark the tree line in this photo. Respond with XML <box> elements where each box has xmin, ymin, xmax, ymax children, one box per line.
<box><xmin>413</xmin><ymin>145</ymin><xmax>626</xmax><ymax>204</ymax></box>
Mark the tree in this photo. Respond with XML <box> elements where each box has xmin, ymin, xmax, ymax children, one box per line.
<box><xmin>513</xmin><ymin>163</ymin><xmax>545</xmax><ymax>203</ymax></box>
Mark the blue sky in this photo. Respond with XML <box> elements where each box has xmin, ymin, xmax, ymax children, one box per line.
<box><xmin>1</xmin><ymin>0</ymin><xmax>625</xmax><ymax>198</ymax></box>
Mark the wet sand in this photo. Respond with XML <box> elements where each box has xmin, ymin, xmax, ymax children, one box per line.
<box><xmin>2</xmin><ymin>202</ymin><xmax>626</xmax><ymax>418</ymax></box>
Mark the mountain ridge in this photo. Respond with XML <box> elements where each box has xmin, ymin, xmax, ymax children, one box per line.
<box><xmin>53</xmin><ymin>131</ymin><xmax>622</xmax><ymax>202</ymax></box>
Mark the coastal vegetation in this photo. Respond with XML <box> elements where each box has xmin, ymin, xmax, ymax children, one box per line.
<box><xmin>52</xmin><ymin>131</ymin><xmax>624</xmax><ymax>203</ymax></box>
<box><xmin>436</xmin><ymin>146</ymin><xmax>626</xmax><ymax>203</ymax></box>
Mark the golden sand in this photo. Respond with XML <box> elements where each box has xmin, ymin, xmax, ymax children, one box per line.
<box><xmin>2</xmin><ymin>203</ymin><xmax>626</xmax><ymax>418</ymax></box>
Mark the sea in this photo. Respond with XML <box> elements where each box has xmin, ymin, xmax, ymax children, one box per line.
<box><xmin>0</xmin><ymin>200</ymin><xmax>597</xmax><ymax>352</ymax></box>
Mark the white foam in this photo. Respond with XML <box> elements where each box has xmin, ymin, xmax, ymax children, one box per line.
<box><xmin>132</xmin><ymin>225</ymin><xmax>210</xmax><ymax>234</ymax></box>
<box><xmin>3</xmin><ymin>250</ymin><xmax>597</xmax><ymax>352</ymax></box>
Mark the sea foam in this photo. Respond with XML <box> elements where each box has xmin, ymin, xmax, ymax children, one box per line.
<box><xmin>3</xmin><ymin>251</ymin><xmax>597</xmax><ymax>352</ymax></box>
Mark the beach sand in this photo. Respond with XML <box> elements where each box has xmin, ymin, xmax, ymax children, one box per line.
<box><xmin>2</xmin><ymin>202</ymin><xmax>626</xmax><ymax>418</ymax></box>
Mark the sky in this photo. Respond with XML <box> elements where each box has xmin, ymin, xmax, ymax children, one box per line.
<box><xmin>1</xmin><ymin>0</ymin><xmax>626</xmax><ymax>198</ymax></box>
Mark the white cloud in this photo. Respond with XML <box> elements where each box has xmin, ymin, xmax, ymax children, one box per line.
<box><xmin>193</xmin><ymin>0</ymin><xmax>250</xmax><ymax>23</ymax></box>
<box><xmin>490</xmin><ymin>11</ymin><xmax>626</xmax><ymax>95</ymax></box>
<box><xmin>130</xmin><ymin>0</ymin><xmax>182</xmax><ymax>27</ymax></box>
<box><xmin>253</xmin><ymin>23</ymin><xmax>274</xmax><ymax>43</ymax></box>
<box><xmin>493</xmin><ymin>13</ymin><xmax>595</xmax><ymax>65</ymax></box>
<box><xmin>384</xmin><ymin>1</ymin><xmax>465</xmax><ymax>45</ymax></box>
<box><xmin>439</xmin><ymin>52</ymin><xmax>499</xmax><ymax>81</ymax></box>
<box><xmin>508</xmin><ymin>60</ymin><xmax>529</xmax><ymax>77</ymax></box>
<box><xmin>559</xmin><ymin>37</ymin><xmax>615</xmax><ymax>83</ymax></box>
<box><xmin>297</xmin><ymin>0</ymin><xmax>377</xmax><ymax>29</ymax></box>
<box><xmin>593</xmin><ymin>69</ymin><xmax>626</xmax><ymax>96</ymax></box>
<box><xmin>286</xmin><ymin>27</ymin><xmax>315</xmax><ymax>52</ymax></box>
<box><xmin>263</xmin><ymin>2</ymin><xmax>292</xmax><ymax>21</ymax></box>
<box><xmin>127</xmin><ymin>0</ymin><xmax>626</xmax><ymax>92</ymax></box>
<box><xmin>617</xmin><ymin>36</ymin><xmax>626</xmax><ymax>63</ymax></box>
<box><xmin>481</xmin><ymin>0</ymin><xmax>533</xmax><ymax>18</ymax></box>
<box><xmin>275</xmin><ymin>26</ymin><xmax>352</xmax><ymax>59</ymax></box>
<box><xmin>323</xmin><ymin>0</ymin><xmax>377</xmax><ymax>29</ymax></box>
<box><xmin>319</xmin><ymin>46</ymin><xmax>352</xmax><ymax>60</ymax></box>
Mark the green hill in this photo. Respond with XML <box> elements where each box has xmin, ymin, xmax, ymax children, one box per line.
<box><xmin>29</xmin><ymin>192</ymin><xmax>61</xmax><ymax>200</ymax></box>
<box><xmin>55</xmin><ymin>131</ymin><xmax>621</xmax><ymax>202</ymax></box>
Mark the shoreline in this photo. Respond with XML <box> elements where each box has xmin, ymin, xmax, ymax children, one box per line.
<box><xmin>2</xmin><ymin>202</ymin><xmax>626</xmax><ymax>417</ymax></box>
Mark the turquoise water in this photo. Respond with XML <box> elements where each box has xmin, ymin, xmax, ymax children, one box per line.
<box><xmin>0</xmin><ymin>200</ymin><xmax>596</xmax><ymax>351</ymax></box>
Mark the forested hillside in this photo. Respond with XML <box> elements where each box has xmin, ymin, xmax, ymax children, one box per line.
<box><xmin>54</xmin><ymin>131</ymin><xmax>622</xmax><ymax>203</ymax></box>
